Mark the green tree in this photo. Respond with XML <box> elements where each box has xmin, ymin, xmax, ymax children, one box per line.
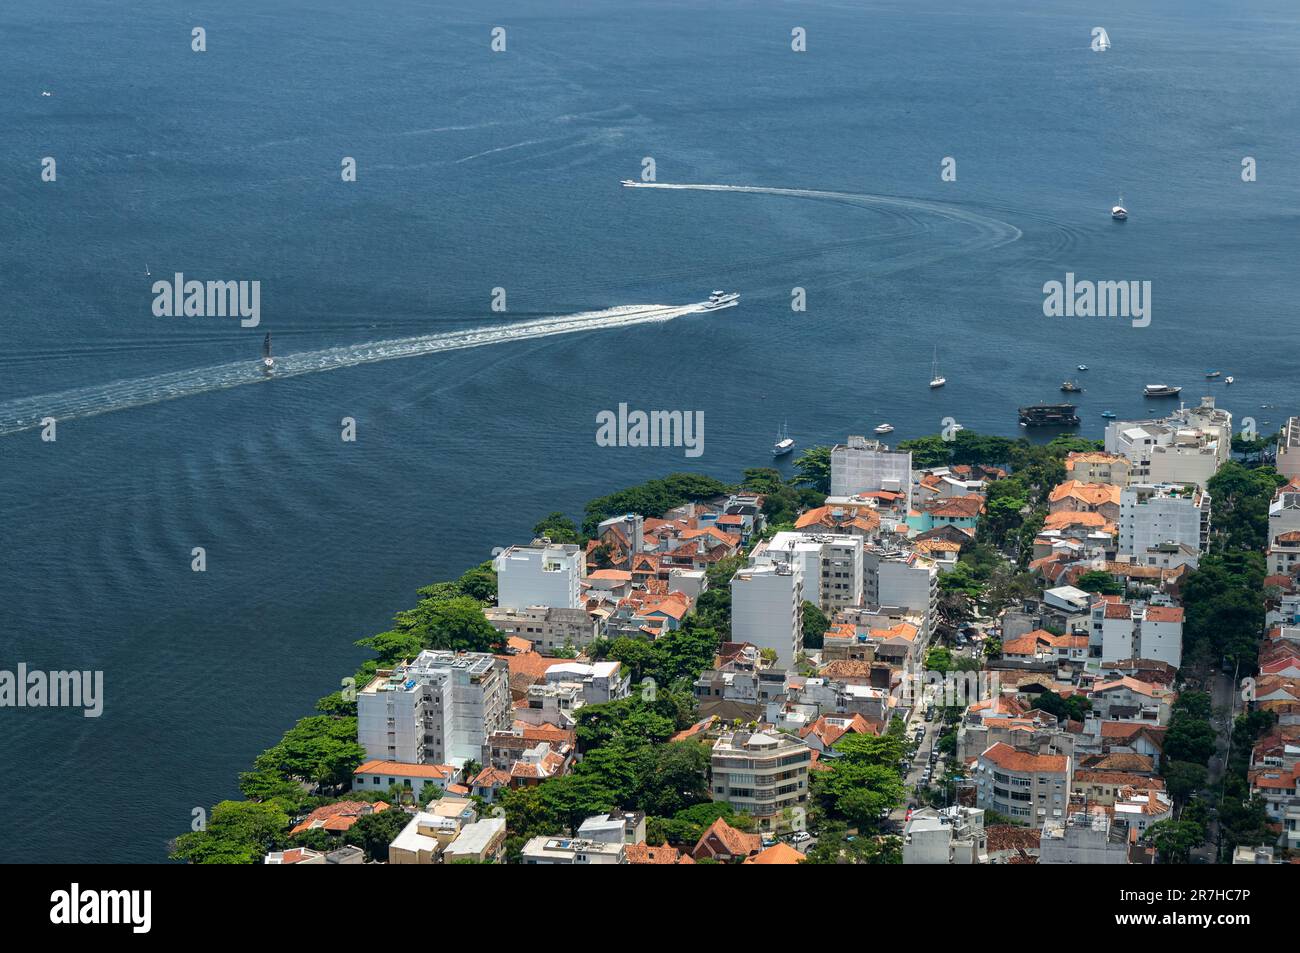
<box><xmin>801</xmin><ymin>601</ymin><xmax>830</xmax><ymax>649</ymax></box>
<box><xmin>792</xmin><ymin>446</ymin><xmax>832</xmax><ymax>493</ymax></box>
<box><xmin>343</xmin><ymin>808</ymin><xmax>411</xmax><ymax>862</ymax></box>
<box><xmin>171</xmin><ymin>800</ymin><xmax>290</xmax><ymax>865</ymax></box>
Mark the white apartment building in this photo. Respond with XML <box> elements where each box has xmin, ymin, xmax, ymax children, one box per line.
<box><xmin>1104</xmin><ymin>398</ymin><xmax>1232</xmax><ymax>489</ymax></box>
<box><xmin>753</xmin><ymin>531</ymin><xmax>864</xmax><ymax>614</ymax></box>
<box><xmin>830</xmin><ymin>435</ymin><xmax>913</xmax><ymax>512</ymax></box>
<box><xmin>1039</xmin><ymin>811</ymin><xmax>1130</xmax><ymax>864</ymax></box>
<box><xmin>730</xmin><ymin>562</ymin><xmax>803</xmax><ymax>667</ymax></box>
<box><xmin>1118</xmin><ymin>483</ymin><xmax>1211</xmax><ymax>556</ymax></box>
<box><xmin>862</xmin><ymin>547</ymin><xmax>939</xmax><ymax>639</ymax></box>
<box><xmin>1278</xmin><ymin>417</ymin><xmax>1300</xmax><ymax>481</ymax></box>
<box><xmin>493</xmin><ymin>541</ymin><xmax>586</xmax><ymax>610</ymax></box>
<box><xmin>357</xmin><ymin>651</ymin><xmax>512</xmax><ymax>766</ymax></box>
<box><xmin>520</xmin><ymin>836</ymin><xmax>626</xmax><ymax>864</ymax></box>
<box><xmin>1092</xmin><ymin>600</ymin><xmax>1185</xmax><ymax>668</ymax></box>
<box><xmin>543</xmin><ymin>660</ymin><xmax>630</xmax><ymax>704</ymax></box>
<box><xmin>902</xmin><ymin>806</ymin><xmax>987</xmax><ymax>864</ymax></box>
<box><xmin>710</xmin><ymin>730</ymin><xmax>813</xmax><ymax>831</ymax></box>
<box><xmin>1267</xmin><ymin>484</ymin><xmax>1300</xmax><ymax>577</ymax></box>
<box><xmin>482</xmin><ymin>605</ymin><xmax>599</xmax><ymax>654</ymax></box>
<box><xmin>973</xmin><ymin>743</ymin><xmax>1072</xmax><ymax>826</ymax></box>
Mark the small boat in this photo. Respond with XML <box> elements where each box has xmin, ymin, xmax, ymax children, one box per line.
<box><xmin>1077</xmin><ymin>364</ymin><xmax>1088</xmax><ymax>371</ymax></box>
<box><xmin>1205</xmin><ymin>371</ymin><xmax>1221</xmax><ymax>379</ymax></box>
<box><xmin>1061</xmin><ymin>380</ymin><xmax>1082</xmax><ymax>393</ymax></box>
<box><xmin>951</xmin><ymin>423</ymin><xmax>965</xmax><ymax>432</ymax></box>
<box><xmin>261</xmin><ymin>333</ymin><xmax>275</xmax><ymax>372</ymax></box>
<box><xmin>620</xmin><ymin>179</ymin><xmax>637</xmax><ymax>187</ymax></box>
<box><xmin>772</xmin><ymin>422</ymin><xmax>795</xmax><ymax>457</ymax></box>
<box><xmin>928</xmin><ymin>346</ymin><xmax>946</xmax><ymax>389</ymax></box>
<box><xmin>145</xmin><ymin>262</ymin><xmax>151</xmax><ymax>277</ymax></box>
<box><xmin>703</xmin><ymin>290</ymin><xmax>740</xmax><ymax>310</ymax></box>
<box><xmin>1112</xmin><ymin>194</ymin><xmax>1127</xmax><ymax>220</ymax></box>
<box><xmin>1225</xmin><ymin>376</ymin><xmax>1234</xmax><ymax>385</ymax></box>
<box><xmin>41</xmin><ymin>90</ymin><xmax>53</xmax><ymax>97</ymax></box>
<box><xmin>1143</xmin><ymin>384</ymin><xmax>1181</xmax><ymax>398</ymax></box>
<box><xmin>874</xmin><ymin>423</ymin><xmax>894</xmax><ymax>435</ymax></box>
<box><xmin>1101</xmin><ymin>411</ymin><xmax>1117</xmax><ymax>419</ymax></box>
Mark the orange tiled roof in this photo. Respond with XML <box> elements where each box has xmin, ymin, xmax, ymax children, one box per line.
<box><xmin>980</xmin><ymin>742</ymin><xmax>1067</xmax><ymax>774</ymax></box>
<box><xmin>742</xmin><ymin>842</ymin><xmax>806</xmax><ymax>864</ymax></box>
<box><xmin>290</xmin><ymin>800</ymin><xmax>389</xmax><ymax>836</ymax></box>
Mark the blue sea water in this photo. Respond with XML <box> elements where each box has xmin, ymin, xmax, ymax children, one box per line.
<box><xmin>1</xmin><ymin>0</ymin><xmax>1297</xmax><ymax>861</ymax></box>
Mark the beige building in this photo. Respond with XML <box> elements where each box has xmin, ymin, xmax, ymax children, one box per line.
<box><xmin>710</xmin><ymin>730</ymin><xmax>812</xmax><ymax>831</ymax></box>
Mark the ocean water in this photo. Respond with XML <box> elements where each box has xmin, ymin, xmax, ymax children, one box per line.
<box><xmin>1</xmin><ymin>0</ymin><xmax>1297</xmax><ymax>861</ymax></box>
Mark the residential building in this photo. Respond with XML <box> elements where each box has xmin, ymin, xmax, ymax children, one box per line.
<box><xmin>442</xmin><ymin>817</ymin><xmax>508</xmax><ymax>864</ymax></box>
<box><xmin>973</xmin><ymin>743</ymin><xmax>1072</xmax><ymax>825</ymax></box>
<box><xmin>1267</xmin><ymin>482</ymin><xmax>1300</xmax><ymax>578</ymax></box>
<box><xmin>483</xmin><ymin>605</ymin><xmax>599</xmax><ymax>654</ymax></box>
<box><xmin>730</xmin><ymin>562</ymin><xmax>803</xmax><ymax>667</ymax></box>
<box><xmin>752</xmin><ymin>531</ymin><xmax>864</xmax><ymax>614</ymax></box>
<box><xmin>493</xmin><ymin>541</ymin><xmax>586</xmax><ymax>610</ymax></box>
<box><xmin>577</xmin><ymin>811</ymin><xmax>647</xmax><ymax>845</ymax></box>
<box><xmin>902</xmin><ymin>806</ymin><xmax>988</xmax><ymax>864</ymax></box>
<box><xmin>1065</xmin><ymin>451</ymin><xmax>1132</xmax><ymax>487</ymax></box>
<box><xmin>830</xmin><ymin>435</ymin><xmax>913</xmax><ymax>512</ymax></box>
<box><xmin>352</xmin><ymin>760</ymin><xmax>459</xmax><ymax>799</ymax></box>
<box><xmin>1105</xmin><ymin>398</ymin><xmax>1232</xmax><ymax>488</ymax></box>
<box><xmin>1092</xmin><ymin>600</ymin><xmax>1185</xmax><ymax>669</ymax></box>
<box><xmin>1278</xmin><ymin>417</ymin><xmax>1300</xmax><ymax>481</ymax></box>
<box><xmin>710</xmin><ymin>730</ymin><xmax>813</xmax><ymax>831</ymax></box>
<box><xmin>863</xmin><ymin>548</ymin><xmax>939</xmax><ymax>639</ymax></box>
<box><xmin>1039</xmin><ymin>810</ymin><xmax>1130</xmax><ymax>864</ymax></box>
<box><xmin>388</xmin><ymin>811</ymin><xmax>464</xmax><ymax>865</ymax></box>
<box><xmin>357</xmin><ymin>651</ymin><xmax>512</xmax><ymax>766</ymax></box>
<box><xmin>520</xmin><ymin>836</ymin><xmax>626</xmax><ymax>864</ymax></box>
<box><xmin>1118</xmin><ymin>483</ymin><xmax>1211</xmax><ymax>557</ymax></box>
<box><xmin>692</xmin><ymin>816</ymin><xmax>763</xmax><ymax>862</ymax></box>
<box><xmin>543</xmin><ymin>660</ymin><xmax>630</xmax><ymax>704</ymax></box>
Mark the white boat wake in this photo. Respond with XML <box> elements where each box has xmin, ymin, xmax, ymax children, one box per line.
<box><xmin>0</xmin><ymin>301</ymin><xmax>717</xmax><ymax>436</ymax></box>
<box><xmin>622</xmin><ymin>181</ymin><xmax>1023</xmax><ymax>270</ymax></box>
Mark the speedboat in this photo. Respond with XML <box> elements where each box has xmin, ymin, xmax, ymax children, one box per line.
<box><xmin>1077</xmin><ymin>364</ymin><xmax>1088</xmax><ymax>371</ymax></box>
<box><xmin>1206</xmin><ymin>371</ymin><xmax>1222</xmax><ymax>379</ymax></box>
<box><xmin>1101</xmin><ymin>411</ymin><xmax>1117</xmax><ymax>419</ymax></box>
<box><xmin>874</xmin><ymin>423</ymin><xmax>894</xmax><ymax>435</ymax></box>
<box><xmin>1143</xmin><ymin>384</ymin><xmax>1181</xmax><ymax>398</ymax></box>
<box><xmin>620</xmin><ymin>179</ymin><xmax>637</xmax><ymax>187</ymax></box>
<box><xmin>261</xmin><ymin>333</ymin><xmax>275</xmax><ymax>372</ymax></box>
<box><xmin>704</xmin><ymin>290</ymin><xmax>740</xmax><ymax>310</ymax></box>
<box><xmin>1225</xmin><ymin>376</ymin><xmax>1234</xmax><ymax>385</ymax></box>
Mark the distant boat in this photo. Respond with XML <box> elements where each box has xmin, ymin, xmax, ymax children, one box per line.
<box><xmin>772</xmin><ymin>422</ymin><xmax>795</xmax><ymax>457</ymax></box>
<box><xmin>261</xmin><ymin>333</ymin><xmax>275</xmax><ymax>372</ymax></box>
<box><xmin>1225</xmin><ymin>376</ymin><xmax>1234</xmax><ymax>385</ymax></box>
<box><xmin>1101</xmin><ymin>411</ymin><xmax>1117</xmax><ymax>419</ymax></box>
<box><xmin>703</xmin><ymin>290</ymin><xmax>739</xmax><ymax>310</ymax></box>
<box><xmin>928</xmin><ymin>346</ymin><xmax>946</xmax><ymax>388</ymax></box>
<box><xmin>41</xmin><ymin>90</ymin><xmax>52</xmax><ymax>97</ymax></box>
<box><xmin>874</xmin><ymin>423</ymin><xmax>894</xmax><ymax>435</ymax></box>
<box><xmin>1061</xmin><ymin>380</ymin><xmax>1082</xmax><ymax>393</ymax></box>
<box><xmin>1112</xmin><ymin>194</ymin><xmax>1128</xmax><ymax>220</ymax></box>
<box><xmin>1019</xmin><ymin>404</ymin><xmax>1080</xmax><ymax>427</ymax></box>
<box><xmin>1077</xmin><ymin>364</ymin><xmax>1088</xmax><ymax>371</ymax></box>
<box><xmin>1143</xmin><ymin>383</ymin><xmax>1181</xmax><ymax>398</ymax></box>
<box><xmin>620</xmin><ymin>179</ymin><xmax>637</xmax><ymax>187</ymax></box>
<box><xmin>1205</xmin><ymin>370</ymin><xmax>1222</xmax><ymax>379</ymax></box>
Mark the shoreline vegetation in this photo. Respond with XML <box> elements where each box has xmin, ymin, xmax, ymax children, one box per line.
<box><xmin>171</xmin><ymin>427</ymin><xmax>1282</xmax><ymax>864</ymax></box>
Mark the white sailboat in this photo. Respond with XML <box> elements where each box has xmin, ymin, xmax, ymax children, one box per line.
<box><xmin>772</xmin><ymin>422</ymin><xmax>795</xmax><ymax>457</ymax></box>
<box><xmin>929</xmin><ymin>346</ymin><xmax>946</xmax><ymax>388</ymax></box>
<box><xmin>1111</xmin><ymin>194</ymin><xmax>1128</xmax><ymax>220</ymax></box>
<box><xmin>145</xmin><ymin>262</ymin><xmax>151</xmax><ymax>278</ymax></box>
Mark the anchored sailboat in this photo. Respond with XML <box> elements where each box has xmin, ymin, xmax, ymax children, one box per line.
<box><xmin>929</xmin><ymin>346</ymin><xmax>946</xmax><ymax>388</ymax></box>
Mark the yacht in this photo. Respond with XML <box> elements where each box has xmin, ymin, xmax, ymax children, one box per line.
<box><xmin>704</xmin><ymin>290</ymin><xmax>740</xmax><ymax>310</ymax></box>
<box><xmin>261</xmin><ymin>333</ymin><xmax>275</xmax><ymax>372</ymax></box>
<box><xmin>928</xmin><ymin>346</ymin><xmax>946</xmax><ymax>388</ymax></box>
<box><xmin>1077</xmin><ymin>364</ymin><xmax>1088</xmax><ymax>371</ymax></box>
<box><xmin>772</xmin><ymin>422</ymin><xmax>795</xmax><ymax>457</ymax></box>
<box><xmin>1206</xmin><ymin>370</ymin><xmax>1222</xmax><ymax>379</ymax></box>
<box><xmin>1112</xmin><ymin>194</ymin><xmax>1128</xmax><ymax>220</ymax></box>
<box><xmin>874</xmin><ymin>423</ymin><xmax>894</xmax><ymax>435</ymax></box>
<box><xmin>1225</xmin><ymin>376</ymin><xmax>1234</xmax><ymax>385</ymax></box>
<box><xmin>1143</xmin><ymin>383</ymin><xmax>1181</xmax><ymax>398</ymax></box>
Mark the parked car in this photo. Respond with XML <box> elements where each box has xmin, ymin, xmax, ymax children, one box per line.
<box><xmin>790</xmin><ymin>831</ymin><xmax>813</xmax><ymax>844</ymax></box>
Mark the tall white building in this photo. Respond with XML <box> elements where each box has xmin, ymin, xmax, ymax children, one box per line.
<box><xmin>1277</xmin><ymin>418</ymin><xmax>1300</xmax><ymax>482</ymax></box>
<box><xmin>1267</xmin><ymin>483</ymin><xmax>1300</xmax><ymax>577</ymax></box>
<box><xmin>357</xmin><ymin>651</ymin><xmax>512</xmax><ymax>766</ymax></box>
<box><xmin>862</xmin><ymin>548</ymin><xmax>939</xmax><ymax>640</ymax></box>
<box><xmin>752</xmin><ymin>531</ymin><xmax>864</xmax><ymax>614</ymax></box>
<box><xmin>1118</xmin><ymin>483</ymin><xmax>1211</xmax><ymax>557</ymax></box>
<box><xmin>830</xmin><ymin>435</ymin><xmax>913</xmax><ymax>512</ymax></box>
<box><xmin>1104</xmin><ymin>397</ymin><xmax>1232</xmax><ymax>489</ymax></box>
<box><xmin>1093</xmin><ymin>601</ymin><xmax>1185</xmax><ymax>668</ymax></box>
<box><xmin>493</xmin><ymin>541</ymin><xmax>586</xmax><ymax>610</ymax></box>
<box><xmin>731</xmin><ymin>562</ymin><xmax>803</xmax><ymax>667</ymax></box>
